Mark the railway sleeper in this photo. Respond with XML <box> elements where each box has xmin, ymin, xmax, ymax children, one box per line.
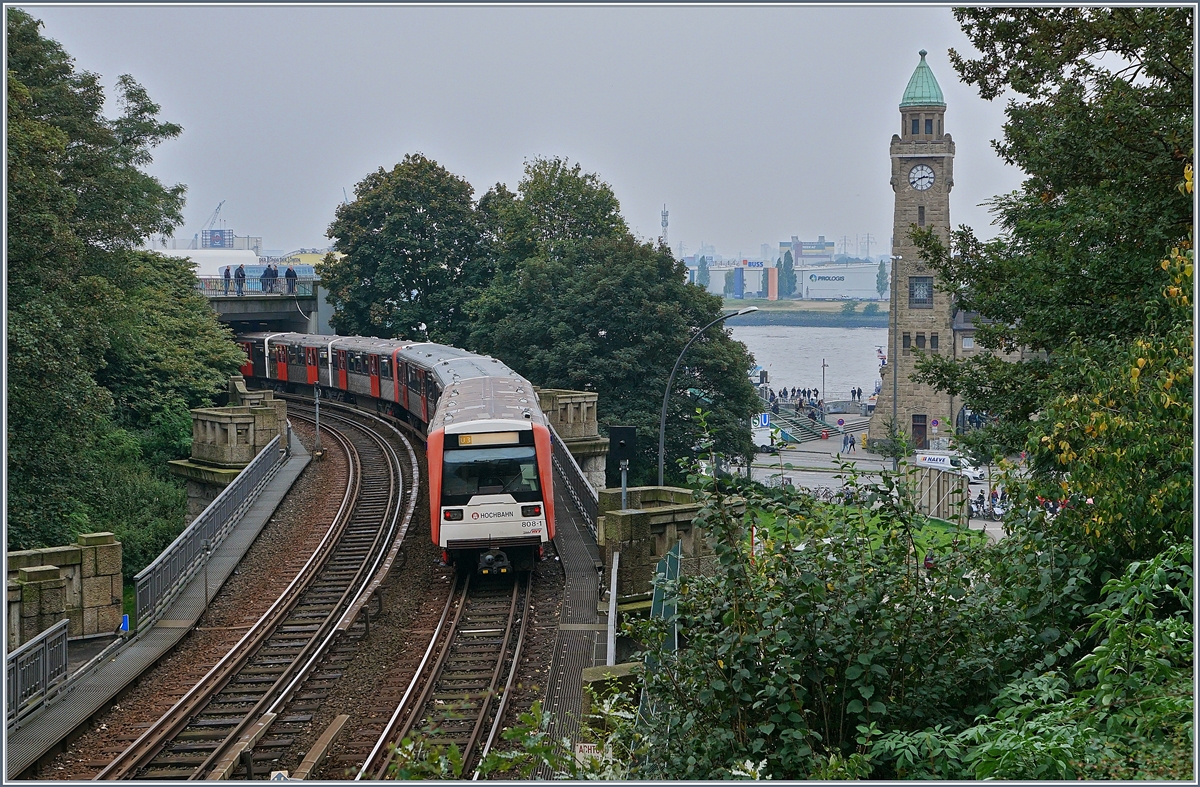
<box><xmin>187</xmin><ymin>717</ymin><xmax>243</xmax><ymax>727</ymax></box>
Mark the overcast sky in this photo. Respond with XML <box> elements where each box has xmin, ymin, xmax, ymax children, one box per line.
<box><xmin>25</xmin><ymin>3</ymin><xmax>1027</xmax><ymax>258</ymax></box>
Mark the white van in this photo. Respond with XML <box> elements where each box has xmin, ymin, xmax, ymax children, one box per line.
<box><xmin>914</xmin><ymin>452</ymin><xmax>984</xmax><ymax>481</ymax></box>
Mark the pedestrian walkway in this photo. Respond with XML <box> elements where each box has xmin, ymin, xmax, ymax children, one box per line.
<box><xmin>6</xmin><ymin>433</ymin><xmax>310</xmax><ymax>779</ymax></box>
<box><xmin>537</xmin><ymin>478</ymin><xmax>605</xmax><ymax>778</ymax></box>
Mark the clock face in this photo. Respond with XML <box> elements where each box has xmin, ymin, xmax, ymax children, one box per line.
<box><xmin>909</xmin><ymin>164</ymin><xmax>935</xmax><ymax>191</ymax></box>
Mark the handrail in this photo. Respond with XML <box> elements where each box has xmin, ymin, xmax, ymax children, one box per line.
<box><xmin>134</xmin><ymin>435</ymin><xmax>284</xmax><ymax>629</ymax></box>
<box><xmin>5</xmin><ymin>619</ymin><xmax>69</xmax><ymax>729</ymax></box>
<box><xmin>547</xmin><ymin>424</ymin><xmax>599</xmax><ymax>537</ymax></box>
<box><xmin>197</xmin><ymin>277</ymin><xmax>317</xmax><ymax>297</ymax></box>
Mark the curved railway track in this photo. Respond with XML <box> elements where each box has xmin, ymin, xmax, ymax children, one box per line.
<box><xmin>351</xmin><ymin>570</ymin><xmax>533</xmax><ymax>780</ymax></box>
<box><xmin>96</xmin><ymin>406</ymin><xmax>419</xmax><ymax>780</ymax></box>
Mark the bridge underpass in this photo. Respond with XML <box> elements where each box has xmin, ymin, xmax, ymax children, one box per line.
<box><xmin>199</xmin><ymin>276</ymin><xmax>332</xmax><ymax>334</ymax></box>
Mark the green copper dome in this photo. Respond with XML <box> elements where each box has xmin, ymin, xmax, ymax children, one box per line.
<box><xmin>899</xmin><ymin>49</ymin><xmax>945</xmax><ymax>108</ymax></box>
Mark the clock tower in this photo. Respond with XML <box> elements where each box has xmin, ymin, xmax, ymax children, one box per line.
<box><xmin>869</xmin><ymin>50</ymin><xmax>957</xmax><ymax>451</ymax></box>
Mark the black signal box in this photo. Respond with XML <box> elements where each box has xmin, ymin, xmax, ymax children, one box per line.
<box><xmin>609</xmin><ymin>426</ymin><xmax>636</xmax><ymax>462</ymax></box>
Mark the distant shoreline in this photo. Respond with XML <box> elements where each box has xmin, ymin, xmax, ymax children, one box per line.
<box><xmin>725</xmin><ymin>308</ymin><xmax>889</xmax><ymax>329</ymax></box>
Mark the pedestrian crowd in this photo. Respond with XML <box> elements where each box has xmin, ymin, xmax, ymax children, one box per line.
<box><xmin>222</xmin><ymin>264</ymin><xmax>298</xmax><ymax>296</ymax></box>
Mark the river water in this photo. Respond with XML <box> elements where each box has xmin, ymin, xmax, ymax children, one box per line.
<box><xmin>728</xmin><ymin>325</ymin><xmax>888</xmax><ymax>401</ymax></box>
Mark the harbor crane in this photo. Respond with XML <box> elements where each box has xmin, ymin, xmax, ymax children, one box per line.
<box><xmin>189</xmin><ymin>201</ymin><xmax>226</xmax><ymax>249</ymax></box>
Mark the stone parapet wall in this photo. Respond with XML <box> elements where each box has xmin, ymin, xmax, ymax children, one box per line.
<box><xmin>597</xmin><ymin>486</ymin><xmax>716</xmax><ymax>596</ymax></box>
<box><xmin>536</xmin><ymin>387</ymin><xmax>609</xmax><ymax>491</ymax></box>
<box><xmin>537</xmin><ymin>388</ymin><xmax>599</xmax><ymax>440</ymax></box>
<box><xmin>169</xmin><ymin>377</ymin><xmax>287</xmax><ymax>524</ymax></box>
<box><xmin>6</xmin><ymin>532</ymin><xmax>123</xmax><ymax>649</ymax></box>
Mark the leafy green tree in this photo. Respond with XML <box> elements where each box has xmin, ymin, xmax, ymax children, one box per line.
<box><xmin>721</xmin><ymin>268</ymin><xmax>736</xmax><ymax>298</ymax></box>
<box><xmin>469</xmin><ymin>236</ymin><xmax>759</xmax><ymax>484</ymax></box>
<box><xmin>513</xmin><ymin>156</ymin><xmax>628</xmax><ymax>259</ymax></box>
<box><xmin>7</xmin><ymin>9</ymin><xmax>243</xmax><ymax>561</ymax></box>
<box><xmin>320</xmin><ymin>153</ymin><xmax>480</xmax><ymax>342</ymax></box>
<box><xmin>910</xmin><ymin>8</ymin><xmax>1192</xmax><ymax>457</ymax></box>
<box><xmin>870</xmin><ymin>540</ymin><xmax>1192</xmax><ymax>780</ymax></box>
<box><xmin>778</xmin><ymin>250</ymin><xmax>796</xmax><ymax>297</ymax></box>
<box><xmin>876</xmin><ymin>259</ymin><xmax>888</xmax><ymax>299</ymax></box>
<box><xmin>1016</xmin><ymin>240</ymin><xmax>1193</xmax><ymax>563</ymax></box>
<box><xmin>623</xmin><ymin>459</ymin><xmax>1091</xmax><ymax>779</ymax></box>
<box><xmin>839</xmin><ymin>300</ymin><xmax>858</xmax><ymax>315</ymax></box>
<box><xmin>696</xmin><ymin>256</ymin><xmax>710</xmax><ymax>289</ymax></box>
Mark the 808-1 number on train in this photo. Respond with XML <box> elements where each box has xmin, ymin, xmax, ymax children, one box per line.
<box><xmin>238</xmin><ymin>332</ymin><xmax>555</xmax><ymax>575</ymax></box>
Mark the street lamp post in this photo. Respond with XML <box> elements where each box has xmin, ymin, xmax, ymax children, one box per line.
<box><xmin>889</xmin><ymin>255</ymin><xmax>902</xmax><ymax>472</ymax></box>
<box><xmin>658</xmin><ymin>306</ymin><xmax>759</xmax><ymax>486</ymax></box>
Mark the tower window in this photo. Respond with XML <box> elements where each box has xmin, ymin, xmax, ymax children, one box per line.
<box><xmin>938</xmin><ymin>118</ymin><xmax>942</xmax><ymax>135</ymax></box>
<box><xmin>902</xmin><ymin>333</ymin><xmax>911</xmax><ymax>351</ymax></box>
<box><xmin>911</xmin><ymin>118</ymin><xmax>919</xmax><ymax>135</ymax></box>
<box><xmin>915</xmin><ymin>332</ymin><xmax>926</xmax><ymax>349</ymax></box>
<box><xmin>930</xmin><ymin>332</ymin><xmax>939</xmax><ymax>351</ymax></box>
<box><xmin>925</xmin><ymin>118</ymin><xmax>933</xmax><ymax>135</ymax></box>
<box><xmin>962</xmin><ymin>336</ymin><xmax>975</xmax><ymax>349</ymax></box>
<box><xmin>918</xmin><ymin>206</ymin><xmax>925</xmax><ymax>226</ymax></box>
<box><xmin>909</xmin><ymin>276</ymin><xmax>934</xmax><ymax>309</ymax></box>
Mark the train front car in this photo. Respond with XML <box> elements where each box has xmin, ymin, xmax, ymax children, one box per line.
<box><xmin>427</xmin><ymin>375</ymin><xmax>555</xmax><ymax>575</ymax></box>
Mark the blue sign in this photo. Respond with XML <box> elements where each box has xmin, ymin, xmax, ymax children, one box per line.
<box><xmin>209</xmin><ymin>230</ymin><xmax>227</xmax><ymax>248</ymax></box>
<box><xmin>120</xmin><ymin>614</ymin><xmax>129</xmax><ymax>632</ymax></box>
<box><xmin>837</xmin><ymin>418</ymin><xmax>845</xmax><ymax>426</ymax></box>
<box><xmin>758</xmin><ymin>413</ymin><xmax>770</xmax><ymax>428</ymax></box>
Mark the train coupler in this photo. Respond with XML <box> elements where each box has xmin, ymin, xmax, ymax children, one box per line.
<box><xmin>478</xmin><ymin>549</ymin><xmax>512</xmax><ymax>575</ymax></box>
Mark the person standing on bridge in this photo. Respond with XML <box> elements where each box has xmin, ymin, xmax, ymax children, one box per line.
<box><xmin>285</xmin><ymin>264</ymin><xmax>297</xmax><ymax>294</ymax></box>
<box><xmin>223</xmin><ymin>265</ymin><xmax>231</xmax><ymax>295</ymax></box>
<box><xmin>234</xmin><ymin>264</ymin><xmax>246</xmax><ymax>296</ymax></box>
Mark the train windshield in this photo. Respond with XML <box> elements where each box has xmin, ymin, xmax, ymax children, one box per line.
<box><xmin>441</xmin><ymin>446</ymin><xmax>541</xmax><ymax>504</ymax></box>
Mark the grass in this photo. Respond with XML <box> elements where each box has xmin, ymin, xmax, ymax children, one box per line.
<box><xmin>123</xmin><ymin>582</ymin><xmax>137</xmax><ymax>627</ymax></box>
<box><xmin>747</xmin><ymin>504</ymin><xmax>989</xmax><ymax>555</ymax></box>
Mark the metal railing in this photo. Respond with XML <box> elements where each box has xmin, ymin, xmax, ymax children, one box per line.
<box><xmin>5</xmin><ymin>619</ymin><xmax>69</xmax><ymax>729</ymax></box>
<box><xmin>547</xmin><ymin>424</ymin><xmax>599</xmax><ymax>537</ymax></box>
<box><xmin>134</xmin><ymin>434</ymin><xmax>284</xmax><ymax>630</ymax></box>
<box><xmin>197</xmin><ymin>276</ymin><xmax>316</xmax><ymax>297</ymax></box>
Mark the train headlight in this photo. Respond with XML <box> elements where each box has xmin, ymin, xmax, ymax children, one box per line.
<box><xmin>443</xmin><ymin>509</ymin><xmax>464</xmax><ymax>521</ymax></box>
<box><xmin>521</xmin><ymin>505</ymin><xmax>541</xmax><ymax>517</ymax></box>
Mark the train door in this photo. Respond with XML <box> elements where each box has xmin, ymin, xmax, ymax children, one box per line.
<box><xmin>239</xmin><ymin>342</ymin><xmax>254</xmax><ymax>377</ymax></box>
<box><xmin>337</xmin><ymin>349</ymin><xmax>348</xmax><ymax>390</ymax></box>
<box><xmin>275</xmin><ymin>344</ymin><xmax>289</xmax><ymax>382</ymax></box>
<box><xmin>368</xmin><ymin>354</ymin><xmax>380</xmax><ymax>398</ymax></box>
<box><xmin>425</xmin><ymin>371</ymin><xmax>439</xmax><ymax>415</ymax></box>
<box><xmin>418</xmin><ymin>368</ymin><xmax>428</xmax><ymax>422</ymax></box>
<box><xmin>305</xmin><ymin>346</ymin><xmax>319</xmax><ymax>385</ymax></box>
<box><xmin>392</xmin><ymin>351</ymin><xmax>403</xmax><ymax>404</ymax></box>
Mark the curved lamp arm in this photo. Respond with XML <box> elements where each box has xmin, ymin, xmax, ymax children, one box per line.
<box><xmin>658</xmin><ymin>306</ymin><xmax>759</xmax><ymax>486</ymax></box>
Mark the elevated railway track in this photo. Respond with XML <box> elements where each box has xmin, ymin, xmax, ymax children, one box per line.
<box><xmin>96</xmin><ymin>404</ymin><xmax>419</xmax><ymax>780</ymax></box>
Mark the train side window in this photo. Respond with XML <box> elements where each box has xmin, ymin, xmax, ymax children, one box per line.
<box><xmin>380</xmin><ymin>358</ymin><xmax>391</xmax><ymax>379</ymax></box>
<box><xmin>319</xmin><ymin>349</ymin><xmax>329</xmax><ymax>362</ymax></box>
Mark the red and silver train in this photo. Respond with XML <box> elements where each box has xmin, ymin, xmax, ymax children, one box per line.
<box><xmin>237</xmin><ymin>332</ymin><xmax>555</xmax><ymax>574</ymax></box>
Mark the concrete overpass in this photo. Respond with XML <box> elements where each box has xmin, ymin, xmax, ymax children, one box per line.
<box><xmin>199</xmin><ymin>277</ymin><xmax>333</xmax><ymax>334</ymax></box>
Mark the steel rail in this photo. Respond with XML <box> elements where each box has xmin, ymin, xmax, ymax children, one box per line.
<box><xmin>359</xmin><ymin>574</ymin><xmax>473</xmax><ymax>780</ymax></box>
<box><xmin>472</xmin><ymin>572</ymin><xmax>534</xmax><ymax>778</ymax></box>
<box><xmin>456</xmin><ymin>578</ymin><xmax>521</xmax><ymax>775</ymax></box>
<box><xmin>192</xmin><ymin>407</ymin><xmax>409</xmax><ymax>780</ymax></box>
<box><xmin>94</xmin><ymin>418</ymin><xmax>362</xmax><ymax>781</ymax></box>
<box><xmin>359</xmin><ymin>572</ymin><xmax>533</xmax><ymax>781</ymax></box>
